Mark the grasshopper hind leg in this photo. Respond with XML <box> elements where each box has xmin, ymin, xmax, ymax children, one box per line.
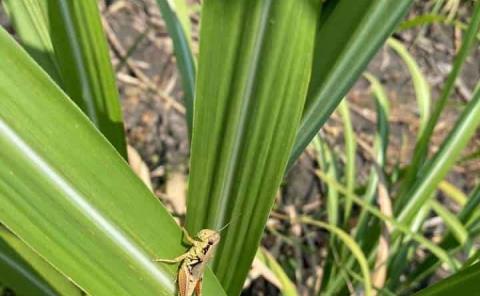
<box><xmin>194</xmin><ymin>278</ymin><xmax>202</xmax><ymax>296</ymax></box>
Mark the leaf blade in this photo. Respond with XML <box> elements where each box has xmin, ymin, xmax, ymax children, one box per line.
<box><xmin>47</xmin><ymin>0</ymin><xmax>127</xmax><ymax>157</ymax></box>
<box><xmin>154</xmin><ymin>0</ymin><xmax>196</xmax><ymax>135</ymax></box>
<box><xmin>185</xmin><ymin>1</ymin><xmax>318</xmax><ymax>294</ymax></box>
<box><xmin>0</xmin><ymin>228</ymin><xmax>81</xmax><ymax>296</ymax></box>
<box><xmin>0</xmin><ymin>26</ymin><xmax>225</xmax><ymax>296</ymax></box>
<box><xmin>289</xmin><ymin>0</ymin><xmax>413</xmax><ymax>166</ymax></box>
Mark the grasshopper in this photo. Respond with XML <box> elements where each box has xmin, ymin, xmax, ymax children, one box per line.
<box><xmin>155</xmin><ymin>228</ymin><xmax>220</xmax><ymax>296</ymax></box>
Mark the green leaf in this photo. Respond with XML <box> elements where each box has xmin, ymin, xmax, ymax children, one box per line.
<box><xmin>323</xmin><ymin>73</ymin><xmax>391</xmax><ymax>295</ymax></box>
<box><xmin>299</xmin><ymin>216</ymin><xmax>372</xmax><ymax>296</ymax></box>
<box><xmin>414</xmin><ymin>261</ymin><xmax>480</xmax><ymax>296</ymax></box>
<box><xmin>154</xmin><ymin>0</ymin><xmax>196</xmax><ymax>136</ymax></box>
<box><xmin>47</xmin><ymin>0</ymin><xmax>126</xmax><ymax>157</ymax></box>
<box><xmin>313</xmin><ymin>137</ymin><xmax>339</xmax><ymax>226</ymax></box>
<box><xmin>5</xmin><ymin>0</ymin><xmax>127</xmax><ymax>158</ymax></box>
<box><xmin>289</xmin><ymin>0</ymin><xmax>413</xmax><ymax>166</ymax></box>
<box><xmin>185</xmin><ymin>1</ymin><xmax>318</xmax><ymax>294</ymax></box>
<box><xmin>438</xmin><ymin>181</ymin><xmax>467</xmax><ymax>206</ymax></box>
<box><xmin>2</xmin><ymin>0</ymin><xmax>62</xmax><ymax>83</ymax></box>
<box><xmin>430</xmin><ymin>200</ymin><xmax>468</xmax><ymax>246</ymax></box>
<box><xmin>354</xmin><ymin>73</ymin><xmax>390</xmax><ymax>245</ymax></box>
<box><xmin>0</xmin><ymin>27</ymin><xmax>225</xmax><ymax>296</ymax></box>
<box><xmin>398</xmin><ymin>14</ymin><xmax>449</xmax><ymax>31</ymax></box>
<box><xmin>463</xmin><ymin>185</ymin><xmax>480</xmax><ymax>227</ymax></box>
<box><xmin>0</xmin><ymin>228</ymin><xmax>81</xmax><ymax>296</ymax></box>
<box><xmin>395</xmin><ymin>1</ymin><xmax>480</xmax><ymax>209</ymax></box>
<box><xmin>0</xmin><ymin>236</ymin><xmax>56</xmax><ymax>296</ymax></box>
<box><xmin>316</xmin><ymin>170</ymin><xmax>453</xmax><ymax>269</ymax></box>
<box><xmin>256</xmin><ymin>247</ymin><xmax>298</xmax><ymax>296</ymax></box>
<box><xmin>387</xmin><ymin>38</ymin><xmax>431</xmax><ymax>137</ymax></box>
<box><xmin>338</xmin><ymin>100</ymin><xmax>356</xmax><ymax>224</ymax></box>
<box><xmin>405</xmin><ymin>184</ymin><xmax>480</xmax><ymax>286</ymax></box>
<box><xmin>395</xmin><ymin>83</ymin><xmax>480</xmax><ymax>232</ymax></box>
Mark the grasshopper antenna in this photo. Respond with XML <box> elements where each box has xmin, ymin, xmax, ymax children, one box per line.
<box><xmin>218</xmin><ymin>222</ymin><xmax>230</xmax><ymax>233</ymax></box>
<box><xmin>217</xmin><ymin>212</ymin><xmax>242</xmax><ymax>233</ymax></box>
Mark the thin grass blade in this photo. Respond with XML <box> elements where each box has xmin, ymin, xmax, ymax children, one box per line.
<box><xmin>396</xmin><ymin>83</ymin><xmax>480</xmax><ymax>232</ymax></box>
<box><xmin>299</xmin><ymin>216</ymin><xmax>372</xmax><ymax>296</ymax></box>
<box><xmin>438</xmin><ymin>181</ymin><xmax>467</xmax><ymax>206</ymax></box>
<box><xmin>289</xmin><ymin>0</ymin><xmax>413</xmax><ymax>166</ymax></box>
<box><xmin>313</xmin><ymin>137</ymin><xmax>339</xmax><ymax>226</ymax></box>
<box><xmin>387</xmin><ymin>38</ymin><xmax>431</xmax><ymax>137</ymax></box>
<box><xmin>316</xmin><ymin>170</ymin><xmax>453</xmax><ymax>268</ymax></box>
<box><xmin>256</xmin><ymin>247</ymin><xmax>298</xmax><ymax>296</ymax></box>
<box><xmin>154</xmin><ymin>0</ymin><xmax>195</xmax><ymax>135</ymax></box>
<box><xmin>338</xmin><ymin>100</ymin><xmax>356</xmax><ymax>224</ymax></box>
<box><xmin>354</xmin><ymin>73</ymin><xmax>390</xmax><ymax>245</ymax></box>
<box><xmin>395</xmin><ymin>1</ymin><xmax>480</xmax><ymax>209</ymax></box>
<box><xmin>430</xmin><ymin>200</ymin><xmax>468</xmax><ymax>246</ymax></box>
<box><xmin>406</xmin><ymin>184</ymin><xmax>480</xmax><ymax>285</ymax></box>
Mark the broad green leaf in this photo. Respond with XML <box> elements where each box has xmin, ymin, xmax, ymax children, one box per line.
<box><xmin>414</xmin><ymin>261</ymin><xmax>480</xmax><ymax>296</ymax></box>
<box><xmin>2</xmin><ymin>0</ymin><xmax>62</xmax><ymax>83</ymax></box>
<box><xmin>0</xmin><ymin>236</ymin><xmax>58</xmax><ymax>296</ymax></box>
<box><xmin>0</xmin><ymin>228</ymin><xmax>81</xmax><ymax>296</ymax></box>
<box><xmin>185</xmin><ymin>1</ymin><xmax>318</xmax><ymax>294</ymax></box>
<box><xmin>155</xmin><ymin>0</ymin><xmax>196</xmax><ymax>136</ymax></box>
<box><xmin>5</xmin><ymin>0</ymin><xmax>127</xmax><ymax>158</ymax></box>
<box><xmin>289</xmin><ymin>0</ymin><xmax>413</xmax><ymax>166</ymax></box>
<box><xmin>47</xmin><ymin>0</ymin><xmax>127</xmax><ymax>157</ymax></box>
<box><xmin>0</xmin><ymin>27</ymin><xmax>225</xmax><ymax>296</ymax></box>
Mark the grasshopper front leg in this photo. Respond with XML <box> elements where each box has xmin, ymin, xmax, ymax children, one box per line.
<box><xmin>154</xmin><ymin>252</ymin><xmax>188</xmax><ymax>264</ymax></box>
<box><xmin>181</xmin><ymin>227</ymin><xmax>197</xmax><ymax>245</ymax></box>
<box><xmin>154</xmin><ymin>228</ymin><xmax>196</xmax><ymax>264</ymax></box>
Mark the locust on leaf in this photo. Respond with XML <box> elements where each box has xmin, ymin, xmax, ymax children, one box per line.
<box><xmin>155</xmin><ymin>228</ymin><xmax>220</xmax><ymax>296</ymax></box>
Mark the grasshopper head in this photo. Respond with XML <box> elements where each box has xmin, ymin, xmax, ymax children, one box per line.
<box><xmin>197</xmin><ymin>229</ymin><xmax>220</xmax><ymax>245</ymax></box>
